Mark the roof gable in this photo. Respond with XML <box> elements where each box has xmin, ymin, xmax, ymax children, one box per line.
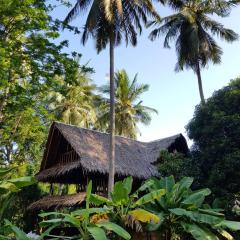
<box><xmin>39</xmin><ymin>122</ymin><xmax>188</xmax><ymax>181</ymax></box>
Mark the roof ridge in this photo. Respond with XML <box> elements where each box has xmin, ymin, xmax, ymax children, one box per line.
<box><xmin>147</xmin><ymin>133</ymin><xmax>182</xmax><ymax>143</ymax></box>
<box><xmin>53</xmin><ymin>121</ymin><xmax>147</xmax><ymax>144</ymax></box>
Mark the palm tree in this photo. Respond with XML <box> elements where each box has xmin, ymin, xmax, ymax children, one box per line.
<box><xmin>47</xmin><ymin>70</ymin><xmax>98</xmax><ymax>128</ymax></box>
<box><xmin>64</xmin><ymin>0</ymin><xmax>160</xmax><ymax>195</ymax></box>
<box><xmin>149</xmin><ymin>0</ymin><xmax>238</xmax><ymax>103</ymax></box>
<box><xmin>98</xmin><ymin>70</ymin><xmax>158</xmax><ymax>139</ymax></box>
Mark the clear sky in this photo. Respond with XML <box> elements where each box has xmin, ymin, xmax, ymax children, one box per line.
<box><xmin>51</xmin><ymin>1</ymin><xmax>240</xmax><ymax>143</ymax></box>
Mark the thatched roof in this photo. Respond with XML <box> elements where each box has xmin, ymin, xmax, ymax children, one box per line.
<box><xmin>37</xmin><ymin>122</ymin><xmax>188</xmax><ymax>182</ymax></box>
<box><xmin>28</xmin><ymin>192</ymin><xmax>86</xmax><ymax>210</ymax></box>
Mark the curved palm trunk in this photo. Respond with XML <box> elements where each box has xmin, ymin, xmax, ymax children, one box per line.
<box><xmin>108</xmin><ymin>36</ymin><xmax>115</xmax><ymax>197</ymax></box>
<box><xmin>196</xmin><ymin>62</ymin><xmax>205</xmax><ymax>104</ymax></box>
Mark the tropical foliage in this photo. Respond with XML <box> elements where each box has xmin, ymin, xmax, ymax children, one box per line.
<box><xmin>157</xmin><ymin>150</ymin><xmax>200</xmax><ymax>184</ymax></box>
<box><xmin>47</xmin><ymin>58</ymin><xmax>98</xmax><ymax>128</ymax></box>
<box><xmin>144</xmin><ymin>176</ymin><xmax>240</xmax><ymax>240</ymax></box>
<box><xmin>0</xmin><ymin>0</ymin><xmax>81</xmax><ymax>166</ymax></box>
<box><xmin>149</xmin><ymin>0</ymin><xmax>238</xmax><ymax>103</ymax></box>
<box><xmin>186</xmin><ymin>78</ymin><xmax>240</xmax><ymax>202</ymax></box>
<box><xmin>0</xmin><ymin>167</ymin><xmax>35</xmax><ymax>235</ymax></box>
<box><xmin>90</xmin><ymin>176</ymin><xmax>165</xmax><ymax>231</ymax></box>
<box><xmin>0</xmin><ymin>0</ymin><xmax>240</xmax><ymax>239</ymax></box>
<box><xmin>99</xmin><ymin>70</ymin><xmax>157</xmax><ymax>138</ymax></box>
<box><xmin>36</xmin><ymin>181</ymin><xmax>131</xmax><ymax>240</ymax></box>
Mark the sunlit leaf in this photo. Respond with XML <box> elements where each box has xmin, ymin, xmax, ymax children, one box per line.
<box><xmin>129</xmin><ymin>209</ymin><xmax>160</xmax><ymax>224</ymax></box>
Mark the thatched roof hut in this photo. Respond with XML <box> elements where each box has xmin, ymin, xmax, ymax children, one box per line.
<box><xmin>29</xmin><ymin>122</ymin><xmax>188</xmax><ymax>210</ymax></box>
<box><xmin>37</xmin><ymin>122</ymin><xmax>188</xmax><ymax>184</ymax></box>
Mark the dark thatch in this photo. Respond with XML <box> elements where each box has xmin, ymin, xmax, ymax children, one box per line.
<box><xmin>37</xmin><ymin>122</ymin><xmax>188</xmax><ymax>183</ymax></box>
<box><xmin>28</xmin><ymin>192</ymin><xmax>86</xmax><ymax>210</ymax></box>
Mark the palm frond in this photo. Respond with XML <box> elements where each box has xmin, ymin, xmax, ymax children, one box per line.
<box><xmin>199</xmin><ymin>15</ymin><xmax>238</xmax><ymax>42</ymax></box>
<box><xmin>64</xmin><ymin>0</ymin><xmax>93</xmax><ymax>23</ymax></box>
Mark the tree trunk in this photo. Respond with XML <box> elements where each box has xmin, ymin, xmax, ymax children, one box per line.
<box><xmin>196</xmin><ymin>62</ymin><xmax>205</xmax><ymax>104</ymax></box>
<box><xmin>108</xmin><ymin>37</ymin><xmax>115</xmax><ymax>198</ymax></box>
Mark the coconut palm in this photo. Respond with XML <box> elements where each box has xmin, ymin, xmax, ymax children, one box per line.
<box><xmin>149</xmin><ymin>0</ymin><xmax>238</xmax><ymax>103</ymax></box>
<box><xmin>47</xmin><ymin>71</ymin><xmax>98</xmax><ymax>128</ymax></box>
<box><xmin>64</xmin><ymin>0</ymin><xmax>160</xmax><ymax>194</ymax></box>
<box><xmin>98</xmin><ymin>70</ymin><xmax>158</xmax><ymax>139</ymax></box>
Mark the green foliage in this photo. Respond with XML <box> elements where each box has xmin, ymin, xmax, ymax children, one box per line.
<box><xmin>0</xmin><ymin>167</ymin><xmax>35</xmax><ymax>234</ymax></box>
<box><xmin>98</xmin><ymin>70</ymin><xmax>158</xmax><ymax>139</ymax></box>
<box><xmin>46</xmin><ymin>58</ymin><xmax>98</xmax><ymax>128</ymax></box>
<box><xmin>0</xmin><ymin>0</ymin><xmax>85</xmax><ymax>166</ymax></box>
<box><xmin>2</xmin><ymin>183</ymin><xmax>45</xmax><ymax>233</ymax></box>
<box><xmin>3</xmin><ymin>219</ymin><xmax>57</xmax><ymax>240</ymax></box>
<box><xmin>157</xmin><ymin>150</ymin><xmax>200</xmax><ymax>185</ymax></box>
<box><xmin>90</xmin><ymin>176</ymin><xmax>164</xmax><ymax>232</ymax></box>
<box><xmin>38</xmin><ymin>181</ymin><xmax>131</xmax><ymax>240</ymax></box>
<box><xmin>186</xmin><ymin>78</ymin><xmax>240</xmax><ymax>199</ymax></box>
<box><xmin>144</xmin><ymin>176</ymin><xmax>240</xmax><ymax>240</ymax></box>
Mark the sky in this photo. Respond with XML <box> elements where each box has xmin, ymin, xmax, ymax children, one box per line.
<box><xmin>51</xmin><ymin>1</ymin><xmax>240</xmax><ymax>143</ymax></box>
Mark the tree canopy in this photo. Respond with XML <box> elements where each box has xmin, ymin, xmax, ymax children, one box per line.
<box><xmin>0</xmin><ymin>0</ymin><xmax>83</xmax><ymax>167</ymax></box>
<box><xmin>186</xmin><ymin>77</ymin><xmax>240</xmax><ymax>197</ymax></box>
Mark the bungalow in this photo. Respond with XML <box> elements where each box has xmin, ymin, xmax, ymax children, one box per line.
<box><xmin>29</xmin><ymin>121</ymin><xmax>188</xmax><ymax>210</ymax></box>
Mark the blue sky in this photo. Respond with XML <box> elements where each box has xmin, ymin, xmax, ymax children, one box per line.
<box><xmin>51</xmin><ymin>2</ymin><xmax>240</xmax><ymax>143</ymax></box>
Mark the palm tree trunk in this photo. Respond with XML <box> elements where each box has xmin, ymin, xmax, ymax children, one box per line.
<box><xmin>108</xmin><ymin>36</ymin><xmax>115</xmax><ymax>198</ymax></box>
<box><xmin>196</xmin><ymin>62</ymin><xmax>205</xmax><ymax>104</ymax></box>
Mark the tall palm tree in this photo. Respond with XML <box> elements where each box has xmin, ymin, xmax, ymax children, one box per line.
<box><xmin>64</xmin><ymin>0</ymin><xmax>160</xmax><ymax>195</ymax></box>
<box><xmin>149</xmin><ymin>0</ymin><xmax>238</xmax><ymax>103</ymax></box>
<box><xmin>99</xmin><ymin>70</ymin><xmax>158</xmax><ymax>139</ymax></box>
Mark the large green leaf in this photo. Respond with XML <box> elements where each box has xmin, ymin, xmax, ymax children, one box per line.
<box><xmin>111</xmin><ymin>181</ymin><xmax>129</xmax><ymax>205</ymax></box>
<box><xmin>90</xmin><ymin>194</ymin><xmax>111</xmax><ymax>206</ymax></box>
<box><xmin>166</xmin><ymin>177</ymin><xmax>193</xmax><ymax>206</ymax></box>
<box><xmin>96</xmin><ymin>222</ymin><xmax>131</xmax><ymax>240</ymax></box>
<box><xmin>40</xmin><ymin>218</ymin><xmax>63</xmax><ymax>227</ymax></box>
<box><xmin>137</xmin><ymin>179</ymin><xmax>155</xmax><ymax>193</ymax></box>
<box><xmin>182</xmin><ymin>188</ymin><xmax>211</xmax><ymax>207</ymax></box>
<box><xmin>162</xmin><ymin>176</ymin><xmax>175</xmax><ymax>193</ymax></box>
<box><xmin>181</xmin><ymin>222</ymin><xmax>219</xmax><ymax>240</ymax></box>
<box><xmin>178</xmin><ymin>177</ymin><xmax>194</xmax><ymax>190</ymax></box>
<box><xmin>40</xmin><ymin>212</ymin><xmax>80</xmax><ymax>228</ymax></box>
<box><xmin>129</xmin><ymin>208</ymin><xmax>160</xmax><ymax>223</ymax></box>
<box><xmin>72</xmin><ymin>208</ymin><xmax>109</xmax><ymax>217</ymax></box>
<box><xmin>217</xmin><ymin>220</ymin><xmax>240</xmax><ymax>231</ymax></box>
<box><xmin>87</xmin><ymin>226</ymin><xmax>108</xmax><ymax>240</ymax></box>
<box><xmin>134</xmin><ymin>189</ymin><xmax>165</xmax><ymax>206</ymax></box>
<box><xmin>199</xmin><ymin>209</ymin><xmax>224</xmax><ymax>217</ymax></box>
<box><xmin>168</xmin><ymin>182</ymin><xmax>181</xmax><ymax>206</ymax></box>
<box><xmin>9</xmin><ymin>176</ymin><xmax>36</xmax><ymax>188</ymax></box>
<box><xmin>170</xmin><ymin>208</ymin><xmax>223</xmax><ymax>225</ymax></box>
<box><xmin>122</xmin><ymin>176</ymin><xmax>133</xmax><ymax>195</ymax></box>
<box><xmin>173</xmin><ymin>177</ymin><xmax>193</xmax><ymax>201</ymax></box>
